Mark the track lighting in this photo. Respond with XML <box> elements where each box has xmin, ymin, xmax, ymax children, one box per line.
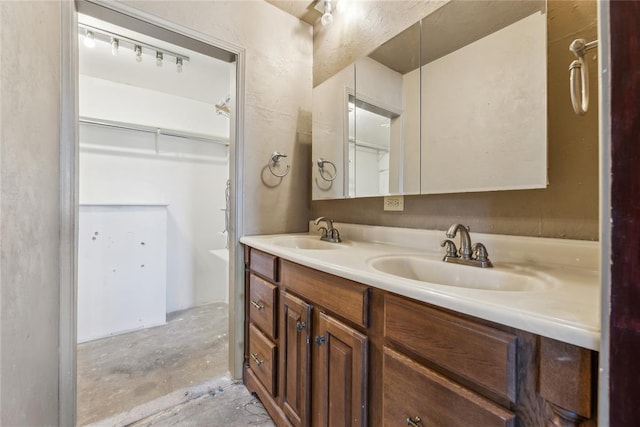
<box><xmin>78</xmin><ymin>24</ymin><xmax>189</xmax><ymax>72</ymax></box>
<box><xmin>134</xmin><ymin>45</ymin><xmax>142</xmax><ymax>63</ymax></box>
<box><xmin>110</xmin><ymin>37</ymin><xmax>119</xmax><ymax>56</ymax></box>
<box><xmin>321</xmin><ymin>0</ymin><xmax>334</xmax><ymax>26</ymax></box>
<box><xmin>84</xmin><ymin>30</ymin><xmax>96</xmax><ymax>48</ymax></box>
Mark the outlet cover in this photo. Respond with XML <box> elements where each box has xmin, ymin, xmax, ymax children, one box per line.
<box><xmin>383</xmin><ymin>195</ymin><xmax>404</xmax><ymax>211</ymax></box>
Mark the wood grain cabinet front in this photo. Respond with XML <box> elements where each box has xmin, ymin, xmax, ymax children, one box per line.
<box><xmin>279</xmin><ymin>291</ymin><xmax>312</xmax><ymax>427</ymax></box>
<box><xmin>249</xmin><ymin>323</ymin><xmax>278</xmax><ymax>396</ymax></box>
<box><xmin>383</xmin><ymin>347</ymin><xmax>515</xmax><ymax>427</ymax></box>
<box><xmin>249</xmin><ymin>273</ymin><xmax>278</xmax><ymax>340</ymax></box>
<box><xmin>314</xmin><ymin>312</ymin><xmax>368</xmax><ymax>427</ymax></box>
<box><xmin>384</xmin><ymin>294</ymin><xmax>517</xmax><ymax>402</ymax></box>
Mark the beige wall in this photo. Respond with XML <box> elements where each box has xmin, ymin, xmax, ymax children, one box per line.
<box><xmin>1</xmin><ymin>1</ymin><xmax>62</xmax><ymax>424</ymax></box>
<box><xmin>311</xmin><ymin>0</ymin><xmax>599</xmax><ymax>240</ymax></box>
<box><xmin>126</xmin><ymin>0</ymin><xmax>313</xmax><ymax>236</ymax></box>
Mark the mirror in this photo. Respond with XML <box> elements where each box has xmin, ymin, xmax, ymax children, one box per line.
<box><xmin>420</xmin><ymin>1</ymin><xmax>547</xmax><ymax>194</ymax></box>
<box><xmin>351</xmin><ymin>22</ymin><xmax>421</xmax><ymax>197</ymax></box>
<box><xmin>311</xmin><ymin>0</ymin><xmax>547</xmax><ymax>200</ymax></box>
<box><xmin>312</xmin><ymin>64</ymin><xmax>354</xmax><ymax>200</ymax></box>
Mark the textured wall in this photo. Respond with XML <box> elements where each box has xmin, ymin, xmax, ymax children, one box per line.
<box><xmin>312</xmin><ymin>0</ymin><xmax>599</xmax><ymax>240</ymax></box>
<box><xmin>125</xmin><ymin>0</ymin><xmax>313</xmax><ymax>236</ymax></box>
<box><xmin>0</xmin><ymin>1</ymin><xmax>62</xmax><ymax>424</ymax></box>
<box><xmin>313</xmin><ymin>1</ymin><xmax>447</xmax><ymax>87</ymax></box>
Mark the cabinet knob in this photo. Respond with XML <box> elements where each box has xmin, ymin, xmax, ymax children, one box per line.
<box><xmin>406</xmin><ymin>416</ymin><xmax>422</xmax><ymax>426</ymax></box>
<box><xmin>315</xmin><ymin>335</ymin><xmax>326</xmax><ymax>346</ymax></box>
<box><xmin>296</xmin><ymin>321</ymin><xmax>307</xmax><ymax>330</ymax></box>
<box><xmin>250</xmin><ymin>300</ymin><xmax>264</xmax><ymax>310</ymax></box>
<box><xmin>250</xmin><ymin>352</ymin><xmax>264</xmax><ymax>366</ymax></box>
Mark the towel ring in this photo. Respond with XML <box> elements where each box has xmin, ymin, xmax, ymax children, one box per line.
<box><xmin>268</xmin><ymin>152</ymin><xmax>290</xmax><ymax>178</ymax></box>
<box><xmin>317</xmin><ymin>158</ymin><xmax>337</xmax><ymax>182</ymax></box>
<box><xmin>569</xmin><ymin>38</ymin><xmax>598</xmax><ymax>116</ymax></box>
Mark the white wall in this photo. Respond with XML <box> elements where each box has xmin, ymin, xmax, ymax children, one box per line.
<box><xmin>80</xmin><ymin>75</ymin><xmax>229</xmax><ymax>138</ymax></box>
<box><xmin>80</xmin><ymin>124</ymin><xmax>229</xmax><ymax>312</ymax></box>
<box><xmin>80</xmin><ymin>71</ymin><xmax>230</xmax><ymax>312</ymax></box>
<box><xmin>0</xmin><ymin>2</ymin><xmax>61</xmax><ymax>425</ymax></box>
<box><xmin>77</xmin><ymin>205</ymin><xmax>168</xmax><ymax>342</ymax></box>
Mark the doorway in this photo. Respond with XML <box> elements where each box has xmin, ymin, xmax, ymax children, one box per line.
<box><xmin>67</xmin><ymin>2</ymin><xmax>244</xmax><ymax>425</ymax></box>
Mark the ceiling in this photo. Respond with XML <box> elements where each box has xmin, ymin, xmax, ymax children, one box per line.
<box><xmin>265</xmin><ymin>0</ymin><xmax>320</xmax><ymax>25</ymax></box>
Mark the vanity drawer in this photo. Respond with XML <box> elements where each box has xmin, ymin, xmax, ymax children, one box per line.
<box><xmin>249</xmin><ymin>323</ymin><xmax>277</xmax><ymax>396</ymax></box>
<box><xmin>249</xmin><ymin>274</ymin><xmax>277</xmax><ymax>340</ymax></box>
<box><xmin>383</xmin><ymin>347</ymin><xmax>515</xmax><ymax>427</ymax></box>
<box><xmin>249</xmin><ymin>248</ymin><xmax>278</xmax><ymax>282</ymax></box>
<box><xmin>384</xmin><ymin>294</ymin><xmax>517</xmax><ymax>402</ymax></box>
<box><xmin>280</xmin><ymin>260</ymin><xmax>369</xmax><ymax>327</ymax></box>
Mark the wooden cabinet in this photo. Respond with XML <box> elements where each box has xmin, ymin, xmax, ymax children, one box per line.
<box><xmin>243</xmin><ymin>245</ymin><xmax>598</xmax><ymax>427</ymax></box>
<box><xmin>315</xmin><ymin>312</ymin><xmax>368</xmax><ymax>427</ymax></box>
<box><xmin>280</xmin><ymin>291</ymin><xmax>312</xmax><ymax>427</ymax></box>
<box><xmin>383</xmin><ymin>347</ymin><xmax>515</xmax><ymax>427</ymax></box>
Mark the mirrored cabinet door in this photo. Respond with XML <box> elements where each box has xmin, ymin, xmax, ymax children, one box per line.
<box><xmin>420</xmin><ymin>1</ymin><xmax>548</xmax><ymax>194</ymax></box>
<box><xmin>312</xmin><ymin>0</ymin><xmax>549</xmax><ymax>201</ymax></box>
<box><xmin>351</xmin><ymin>22</ymin><xmax>421</xmax><ymax>198</ymax></box>
<box><xmin>312</xmin><ymin>64</ymin><xmax>355</xmax><ymax>200</ymax></box>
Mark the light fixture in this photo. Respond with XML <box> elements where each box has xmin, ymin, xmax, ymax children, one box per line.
<box><xmin>78</xmin><ymin>24</ymin><xmax>189</xmax><ymax>72</ymax></box>
<box><xmin>134</xmin><ymin>45</ymin><xmax>142</xmax><ymax>63</ymax></box>
<box><xmin>110</xmin><ymin>37</ymin><xmax>119</xmax><ymax>56</ymax></box>
<box><xmin>84</xmin><ymin>30</ymin><xmax>96</xmax><ymax>48</ymax></box>
<box><xmin>321</xmin><ymin>0</ymin><xmax>334</xmax><ymax>26</ymax></box>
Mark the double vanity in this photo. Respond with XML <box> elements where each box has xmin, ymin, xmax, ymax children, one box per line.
<box><xmin>241</xmin><ymin>222</ymin><xmax>599</xmax><ymax>426</ymax></box>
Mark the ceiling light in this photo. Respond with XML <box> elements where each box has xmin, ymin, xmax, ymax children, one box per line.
<box><xmin>84</xmin><ymin>30</ymin><xmax>96</xmax><ymax>48</ymax></box>
<box><xmin>321</xmin><ymin>0</ymin><xmax>334</xmax><ymax>26</ymax></box>
<box><xmin>176</xmin><ymin>57</ymin><xmax>183</xmax><ymax>73</ymax></box>
<box><xmin>134</xmin><ymin>45</ymin><xmax>142</xmax><ymax>63</ymax></box>
<box><xmin>156</xmin><ymin>51</ymin><xmax>163</xmax><ymax>67</ymax></box>
<box><xmin>110</xmin><ymin>37</ymin><xmax>119</xmax><ymax>56</ymax></box>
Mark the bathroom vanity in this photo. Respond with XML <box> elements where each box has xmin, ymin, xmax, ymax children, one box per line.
<box><xmin>241</xmin><ymin>224</ymin><xmax>599</xmax><ymax>427</ymax></box>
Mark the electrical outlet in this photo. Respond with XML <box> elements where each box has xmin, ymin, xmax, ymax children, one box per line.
<box><xmin>383</xmin><ymin>195</ymin><xmax>404</xmax><ymax>211</ymax></box>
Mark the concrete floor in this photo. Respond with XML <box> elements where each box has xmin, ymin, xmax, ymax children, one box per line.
<box><xmin>77</xmin><ymin>303</ymin><xmax>230</xmax><ymax>425</ymax></box>
<box><xmin>93</xmin><ymin>376</ymin><xmax>275</xmax><ymax>427</ymax></box>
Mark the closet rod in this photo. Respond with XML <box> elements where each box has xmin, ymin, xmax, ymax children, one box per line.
<box><xmin>79</xmin><ymin>117</ymin><xmax>229</xmax><ymax>146</ymax></box>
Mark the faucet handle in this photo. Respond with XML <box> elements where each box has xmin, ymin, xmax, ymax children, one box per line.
<box><xmin>472</xmin><ymin>243</ymin><xmax>491</xmax><ymax>264</ymax></box>
<box><xmin>441</xmin><ymin>239</ymin><xmax>459</xmax><ymax>258</ymax></box>
<box><xmin>331</xmin><ymin>228</ymin><xmax>342</xmax><ymax>243</ymax></box>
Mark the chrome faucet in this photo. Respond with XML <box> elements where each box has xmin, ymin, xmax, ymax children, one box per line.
<box><xmin>314</xmin><ymin>217</ymin><xmax>341</xmax><ymax>243</ymax></box>
<box><xmin>441</xmin><ymin>224</ymin><xmax>492</xmax><ymax>268</ymax></box>
<box><xmin>446</xmin><ymin>223</ymin><xmax>473</xmax><ymax>260</ymax></box>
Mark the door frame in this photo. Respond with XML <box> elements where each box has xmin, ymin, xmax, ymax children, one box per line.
<box><xmin>59</xmin><ymin>2</ymin><xmax>247</xmax><ymax>425</ymax></box>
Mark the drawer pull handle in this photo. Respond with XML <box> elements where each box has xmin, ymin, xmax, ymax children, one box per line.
<box><xmin>250</xmin><ymin>353</ymin><xmax>264</xmax><ymax>366</ymax></box>
<box><xmin>315</xmin><ymin>335</ymin><xmax>326</xmax><ymax>346</ymax></box>
<box><xmin>250</xmin><ymin>300</ymin><xmax>264</xmax><ymax>310</ymax></box>
<box><xmin>406</xmin><ymin>416</ymin><xmax>422</xmax><ymax>426</ymax></box>
<box><xmin>296</xmin><ymin>321</ymin><xmax>307</xmax><ymax>330</ymax></box>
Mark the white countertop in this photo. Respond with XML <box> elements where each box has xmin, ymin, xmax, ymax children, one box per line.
<box><xmin>241</xmin><ymin>223</ymin><xmax>600</xmax><ymax>351</ymax></box>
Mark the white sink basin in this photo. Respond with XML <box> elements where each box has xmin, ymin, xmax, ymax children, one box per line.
<box><xmin>271</xmin><ymin>236</ymin><xmax>346</xmax><ymax>250</ymax></box>
<box><xmin>368</xmin><ymin>255</ymin><xmax>553</xmax><ymax>291</ymax></box>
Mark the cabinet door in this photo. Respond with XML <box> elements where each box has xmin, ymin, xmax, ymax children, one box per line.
<box><xmin>315</xmin><ymin>312</ymin><xmax>368</xmax><ymax>427</ymax></box>
<box><xmin>280</xmin><ymin>291</ymin><xmax>312</xmax><ymax>427</ymax></box>
<box><xmin>383</xmin><ymin>347</ymin><xmax>515</xmax><ymax>427</ymax></box>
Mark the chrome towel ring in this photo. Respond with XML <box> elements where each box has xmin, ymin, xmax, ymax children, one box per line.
<box><xmin>268</xmin><ymin>152</ymin><xmax>290</xmax><ymax>178</ymax></box>
<box><xmin>317</xmin><ymin>158</ymin><xmax>337</xmax><ymax>182</ymax></box>
<box><xmin>569</xmin><ymin>38</ymin><xmax>598</xmax><ymax>116</ymax></box>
